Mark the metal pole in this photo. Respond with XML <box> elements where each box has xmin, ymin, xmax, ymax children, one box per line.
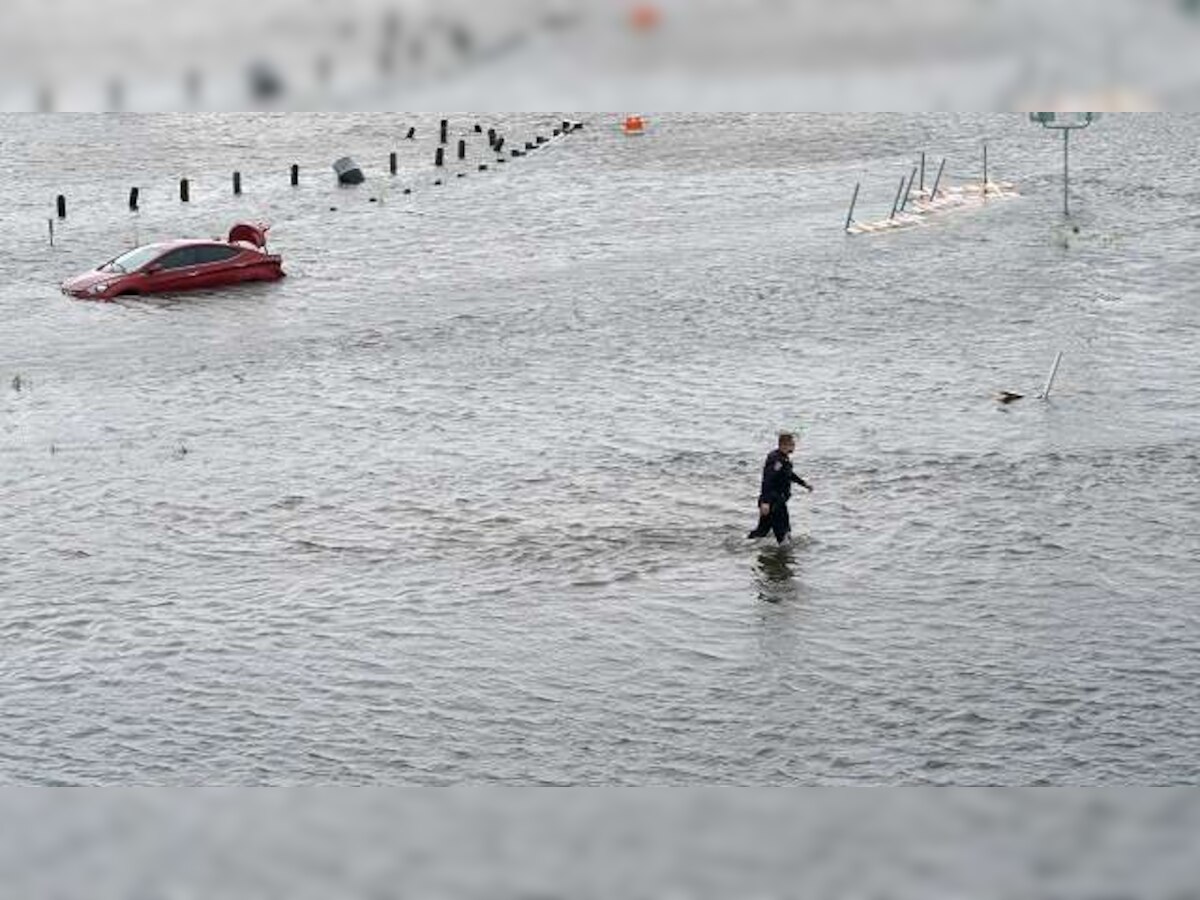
<box><xmin>900</xmin><ymin>166</ymin><xmax>917</xmax><ymax>211</ymax></box>
<box><xmin>930</xmin><ymin>158</ymin><xmax>946</xmax><ymax>200</ymax></box>
<box><xmin>983</xmin><ymin>142</ymin><xmax>988</xmax><ymax>196</ymax></box>
<box><xmin>844</xmin><ymin>182</ymin><xmax>860</xmax><ymax>232</ymax></box>
<box><xmin>890</xmin><ymin>176</ymin><xmax>906</xmax><ymax>219</ymax></box>
<box><xmin>1063</xmin><ymin>128</ymin><xmax>1070</xmax><ymax>217</ymax></box>
<box><xmin>919</xmin><ymin>152</ymin><xmax>926</xmax><ymax>193</ymax></box>
<box><xmin>1039</xmin><ymin>351</ymin><xmax>1064</xmax><ymax>400</ymax></box>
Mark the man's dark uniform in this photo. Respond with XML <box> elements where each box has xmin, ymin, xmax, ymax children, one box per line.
<box><xmin>748</xmin><ymin>449</ymin><xmax>809</xmax><ymax>542</ymax></box>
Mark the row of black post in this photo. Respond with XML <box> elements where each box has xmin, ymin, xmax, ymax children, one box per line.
<box><xmin>52</xmin><ymin>119</ymin><xmax>584</xmax><ymax>219</ymax></box>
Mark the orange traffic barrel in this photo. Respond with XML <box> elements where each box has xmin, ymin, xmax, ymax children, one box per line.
<box><xmin>623</xmin><ymin>115</ymin><xmax>646</xmax><ymax>135</ymax></box>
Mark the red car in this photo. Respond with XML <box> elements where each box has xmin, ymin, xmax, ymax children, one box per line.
<box><xmin>61</xmin><ymin>223</ymin><xmax>284</xmax><ymax>301</ymax></box>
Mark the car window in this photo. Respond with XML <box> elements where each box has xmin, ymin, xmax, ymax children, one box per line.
<box><xmin>195</xmin><ymin>245</ymin><xmax>240</xmax><ymax>265</ymax></box>
<box><xmin>103</xmin><ymin>244</ymin><xmax>163</xmax><ymax>273</ymax></box>
<box><xmin>156</xmin><ymin>247</ymin><xmax>198</xmax><ymax>270</ymax></box>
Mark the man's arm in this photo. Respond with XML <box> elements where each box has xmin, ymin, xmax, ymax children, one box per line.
<box><xmin>790</xmin><ymin>471</ymin><xmax>813</xmax><ymax>492</ymax></box>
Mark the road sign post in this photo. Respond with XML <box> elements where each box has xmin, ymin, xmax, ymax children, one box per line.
<box><xmin>1029</xmin><ymin>112</ymin><xmax>1101</xmax><ymax>217</ymax></box>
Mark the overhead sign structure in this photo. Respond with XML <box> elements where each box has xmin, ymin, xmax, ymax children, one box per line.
<box><xmin>1029</xmin><ymin>112</ymin><xmax>1102</xmax><ymax>217</ymax></box>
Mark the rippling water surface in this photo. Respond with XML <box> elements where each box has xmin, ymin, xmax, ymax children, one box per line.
<box><xmin>1</xmin><ymin>113</ymin><xmax>1198</xmax><ymax>784</ymax></box>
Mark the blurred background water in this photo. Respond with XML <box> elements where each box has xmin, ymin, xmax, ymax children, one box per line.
<box><xmin>1</xmin><ymin>113</ymin><xmax>1198</xmax><ymax>784</ymax></box>
<box><xmin>7</xmin><ymin>0</ymin><xmax>1200</xmax><ymax>111</ymax></box>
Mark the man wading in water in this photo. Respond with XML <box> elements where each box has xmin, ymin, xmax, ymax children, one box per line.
<box><xmin>747</xmin><ymin>432</ymin><xmax>812</xmax><ymax>543</ymax></box>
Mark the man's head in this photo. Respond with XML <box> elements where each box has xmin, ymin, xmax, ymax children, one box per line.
<box><xmin>778</xmin><ymin>432</ymin><xmax>796</xmax><ymax>455</ymax></box>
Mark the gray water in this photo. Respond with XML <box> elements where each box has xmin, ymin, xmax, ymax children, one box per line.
<box><xmin>1</xmin><ymin>113</ymin><xmax>1198</xmax><ymax>785</ymax></box>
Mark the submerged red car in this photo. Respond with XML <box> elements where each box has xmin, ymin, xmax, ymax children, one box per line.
<box><xmin>61</xmin><ymin>223</ymin><xmax>284</xmax><ymax>300</ymax></box>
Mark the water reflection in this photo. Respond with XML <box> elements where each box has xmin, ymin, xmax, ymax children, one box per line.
<box><xmin>754</xmin><ymin>542</ymin><xmax>800</xmax><ymax>604</ymax></box>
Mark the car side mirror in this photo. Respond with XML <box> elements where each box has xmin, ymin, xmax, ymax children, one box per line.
<box><xmin>143</xmin><ymin>263</ymin><xmax>163</xmax><ymax>274</ymax></box>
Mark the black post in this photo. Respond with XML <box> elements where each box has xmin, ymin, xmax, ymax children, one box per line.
<box><xmin>389</xmin><ymin>152</ymin><xmax>398</xmax><ymax>175</ymax></box>
<box><xmin>439</xmin><ymin>119</ymin><xmax>448</xmax><ymax>143</ymax></box>
<box><xmin>487</xmin><ymin>127</ymin><xmax>496</xmax><ymax>147</ymax></box>
<box><xmin>291</xmin><ymin>164</ymin><xmax>300</xmax><ymax>186</ymax></box>
<box><xmin>457</xmin><ymin>139</ymin><xmax>466</xmax><ymax>160</ymax></box>
<box><xmin>983</xmin><ymin>142</ymin><xmax>988</xmax><ymax>197</ymax></box>
<box><xmin>435</xmin><ymin>147</ymin><xmax>444</xmax><ymax>167</ymax></box>
<box><xmin>129</xmin><ymin>187</ymin><xmax>140</xmax><ymax>211</ymax></box>
<box><xmin>844</xmin><ymin>182</ymin><xmax>860</xmax><ymax>232</ymax></box>
<box><xmin>233</xmin><ymin>171</ymin><xmax>242</xmax><ymax>195</ymax></box>
<box><xmin>180</xmin><ymin>179</ymin><xmax>190</xmax><ymax>202</ymax></box>
<box><xmin>56</xmin><ymin>195</ymin><xmax>67</xmax><ymax>219</ymax></box>
<box><xmin>494</xmin><ymin>137</ymin><xmax>505</xmax><ymax>153</ymax></box>
<box><xmin>919</xmin><ymin>152</ymin><xmax>926</xmax><ymax>192</ymax></box>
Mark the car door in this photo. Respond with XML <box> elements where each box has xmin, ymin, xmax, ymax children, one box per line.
<box><xmin>145</xmin><ymin>246</ymin><xmax>200</xmax><ymax>292</ymax></box>
<box><xmin>191</xmin><ymin>244</ymin><xmax>243</xmax><ymax>288</ymax></box>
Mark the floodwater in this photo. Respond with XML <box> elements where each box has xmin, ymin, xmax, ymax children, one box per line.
<box><xmin>1</xmin><ymin>113</ymin><xmax>1198</xmax><ymax>785</ymax></box>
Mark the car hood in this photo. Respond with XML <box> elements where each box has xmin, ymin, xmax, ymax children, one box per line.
<box><xmin>62</xmin><ymin>269</ymin><xmax>122</xmax><ymax>291</ymax></box>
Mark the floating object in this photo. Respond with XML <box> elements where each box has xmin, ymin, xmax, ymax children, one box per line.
<box><xmin>1038</xmin><ymin>351</ymin><xmax>1064</xmax><ymax>400</ymax></box>
<box><xmin>478</xmin><ymin>164</ymin><xmax>488</xmax><ymax>171</ymax></box>
<box><xmin>995</xmin><ymin>391</ymin><xmax>1024</xmax><ymax>405</ymax></box>
<box><xmin>622</xmin><ymin>115</ymin><xmax>646</xmax><ymax>135</ymax></box>
<box><xmin>493</xmin><ymin>137</ymin><xmax>505</xmax><ymax>153</ymax></box>
<box><xmin>333</xmin><ymin>157</ymin><xmax>365</xmax><ymax>185</ymax></box>
<box><xmin>60</xmin><ymin>223</ymin><xmax>284</xmax><ymax>301</ymax></box>
<box><xmin>474</xmin><ymin>123</ymin><xmax>483</xmax><ymax>134</ymax></box>
<box><xmin>405</xmin><ymin>127</ymin><xmax>416</xmax><ymax>140</ymax></box>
